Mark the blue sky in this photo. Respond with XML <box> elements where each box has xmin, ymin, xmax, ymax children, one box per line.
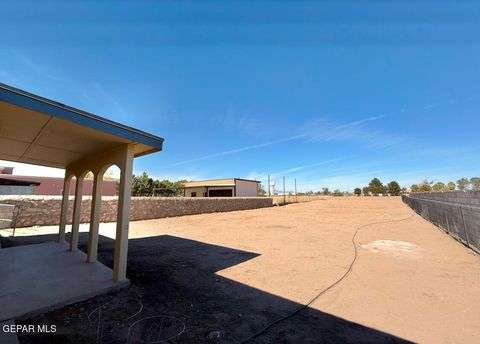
<box><xmin>1</xmin><ymin>1</ymin><xmax>479</xmax><ymax>192</ymax></box>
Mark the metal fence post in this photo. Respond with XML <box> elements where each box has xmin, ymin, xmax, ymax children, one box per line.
<box><xmin>443</xmin><ymin>202</ymin><xmax>450</xmax><ymax>234</ymax></box>
<box><xmin>459</xmin><ymin>205</ymin><xmax>470</xmax><ymax>248</ymax></box>
<box><xmin>435</xmin><ymin>201</ymin><xmax>441</xmax><ymax>228</ymax></box>
<box><xmin>295</xmin><ymin>178</ymin><xmax>297</xmax><ymax>203</ymax></box>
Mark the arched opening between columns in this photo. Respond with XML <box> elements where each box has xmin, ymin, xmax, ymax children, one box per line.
<box><xmin>69</xmin><ymin>170</ymin><xmax>91</xmax><ymax>252</ymax></box>
<box><xmin>86</xmin><ymin>165</ymin><xmax>120</xmax><ymax>264</ymax></box>
<box><xmin>58</xmin><ymin>173</ymin><xmax>76</xmax><ymax>243</ymax></box>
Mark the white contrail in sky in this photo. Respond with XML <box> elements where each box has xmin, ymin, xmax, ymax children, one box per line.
<box><xmin>335</xmin><ymin>115</ymin><xmax>384</xmax><ymax>129</ymax></box>
<box><xmin>271</xmin><ymin>156</ymin><xmax>353</xmax><ymax>177</ymax></box>
<box><xmin>170</xmin><ymin>115</ymin><xmax>384</xmax><ymax>167</ymax></box>
<box><xmin>170</xmin><ymin>134</ymin><xmax>307</xmax><ymax>167</ymax></box>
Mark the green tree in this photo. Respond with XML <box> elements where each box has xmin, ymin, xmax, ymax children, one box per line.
<box><xmin>387</xmin><ymin>181</ymin><xmax>401</xmax><ymax>196</ymax></box>
<box><xmin>153</xmin><ymin>179</ymin><xmax>187</xmax><ymax>197</ymax></box>
<box><xmin>332</xmin><ymin>189</ymin><xmax>344</xmax><ymax>196</ymax></box>
<box><xmin>368</xmin><ymin>178</ymin><xmax>384</xmax><ymax>195</ymax></box>
<box><xmin>132</xmin><ymin>172</ymin><xmax>154</xmax><ymax>196</ymax></box>
<box><xmin>456</xmin><ymin>178</ymin><xmax>470</xmax><ymax>191</ymax></box>
<box><xmin>411</xmin><ymin>184</ymin><xmax>420</xmax><ymax>193</ymax></box>
<box><xmin>419</xmin><ymin>179</ymin><xmax>433</xmax><ymax>192</ymax></box>
<box><xmin>447</xmin><ymin>182</ymin><xmax>456</xmax><ymax>191</ymax></box>
<box><xmin>354</xmin><ymin>187</ymin><xmax>362</xmax><ymax>196</ymax></box>
<box><xmin>470</xmin><ymin>177</ymin><xmax>480</xmax><ymax>191</ymax></box>
<box><xmin>322</xmin><ymin>187</ymin><xmax>330</xmax><ymax>195</ymax></box>
<box><xmin>432</xmin><ymin>181</ymin><xmax>446</xmax><ymax>192</ymax></box>
<box><xmin>362</xmin><ymin>186</ymin><xmax>370</xmax><ymax>196</ymax></box>
<box><xmin>132</xmin><ymin>172</ymin><xmax>187</xmax><ymax>197</ymax></box>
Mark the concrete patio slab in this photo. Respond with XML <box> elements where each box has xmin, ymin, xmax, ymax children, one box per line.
<box><xmin>0</xmin><ymin>241</ymin><xmax>128</xmax><ymax>322</ymax></box>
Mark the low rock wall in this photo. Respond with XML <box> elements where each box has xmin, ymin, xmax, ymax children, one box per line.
<box><xmin>0</xmin><ymin>196</ymin><xmax>273</xmax><ymax>228</ymax></box>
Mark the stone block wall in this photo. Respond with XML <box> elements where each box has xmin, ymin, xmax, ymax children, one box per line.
<box><xmin>0</xmin><ymin>196</ymin><xmax>273</xmax><ymax>228</ymax></box>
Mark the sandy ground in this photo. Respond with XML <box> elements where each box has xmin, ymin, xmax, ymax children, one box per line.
<box><xmin>3</xmin><ymin>197</ymin><xmax>479</xmax><ymax>343</ymax></box>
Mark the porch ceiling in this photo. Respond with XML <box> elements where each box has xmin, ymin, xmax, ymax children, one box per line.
<box><xmin>0</xmin><ymin>83</ymin><xmax>164</xmax><ymax>169</ymax></box>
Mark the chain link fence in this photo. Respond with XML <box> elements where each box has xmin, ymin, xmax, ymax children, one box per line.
<box><xmin>271</xmin><ymin>195</ymin><xmax>326</xmax><ymax>205</ymax></box>
<box><xmin>402</xmin><ymin>192</ymin><xmax>480</xmax><ymax>254</ymax></box>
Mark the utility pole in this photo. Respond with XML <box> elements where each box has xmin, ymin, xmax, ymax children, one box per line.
<box><xmin>283</xmin><ymin>176</ymin><xmax>286</xmax><ymax>204</ymax></box>
<box><xmin>268</xmin><ymin>174</ymin><xmax>271</xmax><ymax>197</ymax></box>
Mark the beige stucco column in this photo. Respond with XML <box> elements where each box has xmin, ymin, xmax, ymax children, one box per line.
<box><xmin>87</xmin><ymin>171</ymin><xmax>104</xmax><ymax>263</ymax></box>
<box><xmin>70</xmin><ymin>175</ymin><xmax>85</xmax><ymax>251</ymax></box>
<box><xmin>113</xmin><ymin>145</ymin><xmax>134</xmax><ymax>282</ymax></box>
<box><xmin>58</xmin><ymin>170</ymin><xmax>72</xmax><ymax>243</ymax></box>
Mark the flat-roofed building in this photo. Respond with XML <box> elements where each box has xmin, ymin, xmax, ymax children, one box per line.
<box><xmin>183</xmin><ymin>178</ymin><xmax>260</xmax><ymax>197</ymax></box>
<box><xmin>0</xmin><ymin>176</ymin><xmax>40</xmax><ymax>195</ymax></box>
<box><xmin>0</xmin><ymin>167</ymin><xmax>117</xmax><ymax>196</ymax></box>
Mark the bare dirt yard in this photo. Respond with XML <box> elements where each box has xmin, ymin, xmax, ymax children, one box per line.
<box><xmin>2</xmin><ymin>197</ymin><xmax>479</xmax><ymax>343</ymax></box>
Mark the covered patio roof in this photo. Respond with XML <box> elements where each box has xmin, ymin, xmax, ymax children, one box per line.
<box><xmin>0</xmin><ymin>82</ymin><xmax>164</xmax><ymax>168</ymax></box>
<box><xmin>0</xmin><ymin>82</ymin><xmax>164</xmax><ymax>284</ymax></box>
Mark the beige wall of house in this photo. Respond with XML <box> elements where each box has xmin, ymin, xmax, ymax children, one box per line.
<box><xmin>235</xmin><ymin>179</ymin><xmax>259</xmax><ymax>197</ymax></box>
<box><xmin>184</xmin><ymin>186</ymin><xmax>206</xmax><ymax>197</ymax></box>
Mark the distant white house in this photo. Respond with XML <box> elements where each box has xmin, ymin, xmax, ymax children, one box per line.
<box><xmin>182</xmin><ymin>178</ymin><xmax>260</xmax><ymax>197</ymax></box>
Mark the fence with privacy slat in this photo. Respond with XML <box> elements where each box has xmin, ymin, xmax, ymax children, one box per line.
<box><xmin>402</xmin><ymin>192</ymin><xmax>480</xmax><ymax>253</ymax></box>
